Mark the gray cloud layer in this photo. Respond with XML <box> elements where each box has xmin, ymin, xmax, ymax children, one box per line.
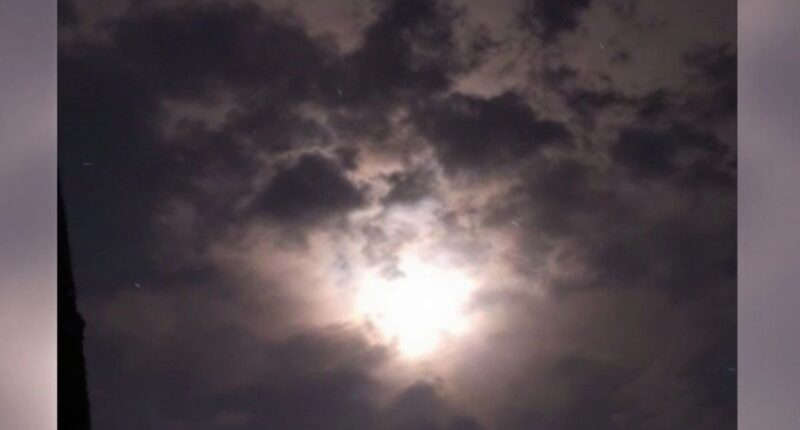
<box><xmin>58</xmin><ymin>0</ymin><xmax>736</xmax><ymax>428</ymax></box>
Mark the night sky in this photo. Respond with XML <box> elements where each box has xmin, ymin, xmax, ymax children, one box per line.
<box><xmin>58</xmin><ymin>0</ymin><xmax>736</xmax><ymax>428</ymax></box>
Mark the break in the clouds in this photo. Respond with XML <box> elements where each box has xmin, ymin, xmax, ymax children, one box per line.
<box><xmin>59</xmin><ymin>0</ymin><xmax>736</xmax><ymax>428</ymax></box>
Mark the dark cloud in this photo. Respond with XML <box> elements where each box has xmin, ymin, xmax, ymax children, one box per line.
<box><xmin>684</xmin><ymin>44</ymin><xmax>736</xmax><ymax>84</ymax></box>
<box><xmin>111</xmin><ymin>2</ymin><xmax>327</xmax><ymax>99</ymax></box>
<box><xmin>565</xmin><ymin>88</ymin><xmax>630</xmax><ymax>115</ymax></box>
<box><xmin>335</xmin><ymin>145</ymin><xmax>360</xmax><ymax>171</ymax></box>
<box><xmin>526</xmin><ymin>160</ymin><xmax>612</xmax><ymax>235</ymax></box>
<box><xmin>682</xmin><ymin>331</ymin><xmax>737</xmax><ymax>426</ymax></box>
<box><xmin>57</xmin><ymin>1</ymin><xmax>341</xmax><ymax>295</ymax></box>
<box><xmin>347</xmin><ymin>0</ymin><xmax>457</xmax><ymax>95</ymax></box>
<box><xmin>59</xmin><ymin>1</ymin><xmax>347</xmax><ymax>294</ymax></box>
<box><xmin>59</xmin><ymin>43</ymin><xmax>169</xmax><ymax>295</ymax></box>
<box><xmin>610</xmin><ymin>49</ymin><xmax>632</xmax><ymax>64</ymax></box>
<box><xmin>308</xmin><ymin>0</ymin><xmax>472</xmax><ymax>143</ymax></box>
<box><xmin>386</xmin><ymin>383</ymin><xmax>450</xmax><ymax>430</ymax></box>
<box><xmin>414</xmin><ymin>92</ymin><xmax>570</xmax><ymax>172</ymax></box>
<box><xmin>614</xmin><ymin>126</ymin><xmax>691</xmax><ymax>176</ymax></box>
<box><xmin>500</xmin><ymin>124</ymin><xmax>734</xmax><ymax>297</ymax></box>
<box><xmin>381</xmin><ymin>382</ymin><xmax>485</xmax><ymax>430</ymax></box>
<box><xmin>542</xmin><ymin>64</ymin><xmax>579</xmax><ymax>88</ymax></box>
<box><xmin>636</xmin><ymin>88</ymin><xmax>671</xmax><ymax>119</ymax></box>
<box><xmin>225</xmin><ymin>102</ymin><xmax>332</xmax><ymax>152</ymax></box>
<box><xmin>684</xmin><ymin>43</ymin><xmax>737</xmax><ymax>120</ymax></box>
<box><xmin>477</xmin><ymin>89</ymin><xmax>736</xmax><ymax>423</ymax></box>
<box><xmin>252</xmin><ymin>153</ymin><xmax>366</xmax><ymax>224</ymax></box>
<box><xmin>382</xmin><ymin>168</ymin><xmax>435</xmax><ymax>205</ymax></box>
<box><xmin>613</xmin><ymin>122</ymin><xmax>732</xmax><ymax>185</ymax></box>
<box><xmin>86</xmin><ymin>289</ymin><xmax>482</xmax><ymax>430</ymax></box>
<box><xmin>317</xmin><ymin>0</ymin><xmax>460</xmax><ymax>108</ymax></box>
<box><xmin>606</xmin><ymin>0</ymin><xmax>638</xmax><ymax>20</ymax></box>
<box><xmin>326</xmin><ymin>105</ymin><xmax>397</xmax><ymax>141</ymax></box>
<box><xmin>501</xmin><ymin>356</ymin><xmax>628</xmax><ymax>430</ymax></box>
<box><xmin>58</xmin><ymin>0</ymin><xmax>78</xmax><ymax>27</ymax></box>
<box><xmin>204</xmin><ymin>329</ymin><xmax>388</xmax><ymax>430</ymax></box>
<box><xmin>86</xmin><ymin>321</ymin><xmax>386</xmax><ymax>429</ymax></box>
<box><xmin>519</xmin><ymin>0</ymin><xmax>592</xmax><ymax>43</ymax></box>
<box><xmin>586</xmin><ymin>211</ymin><xmax>736</xmax><ymax>299</ymax></box>
<box><xmin>562</xmin><ymin>86</ymin><xmax>632</xmax><ymax>128</ymax></box>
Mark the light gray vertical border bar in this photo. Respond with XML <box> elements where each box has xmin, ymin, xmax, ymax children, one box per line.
<box><xmin>739</xmin><ymin>0</ymin><xmax>800</xmax><ymax>428</ymax></box>
<box><xmin>0</xmin><ymin>0</ymin><xmax>57</xmax><ymax>429</ymax></box>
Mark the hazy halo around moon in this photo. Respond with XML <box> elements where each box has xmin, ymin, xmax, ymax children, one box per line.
<box><xmin>355</xmin><ymin>252</ymin><xmax>477</xmax><ymax>358</ymax></box>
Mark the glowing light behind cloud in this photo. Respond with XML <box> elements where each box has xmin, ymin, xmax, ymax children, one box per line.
<box><xmin>356</xmin><ymin>254</ymin><xmax>476</xmax><ymax>358</ymax></box>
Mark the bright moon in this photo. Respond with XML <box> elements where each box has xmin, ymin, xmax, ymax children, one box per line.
<box><xmin>356</xmin><ymin>255</ymin><xmax>476</xmax><ymax>358</ymax></box>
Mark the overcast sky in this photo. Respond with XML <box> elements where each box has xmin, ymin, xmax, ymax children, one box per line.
<box><xmin>58</xmin><ymin>0</ymin><xmax>737</xmax><ymax>428</ymax></box>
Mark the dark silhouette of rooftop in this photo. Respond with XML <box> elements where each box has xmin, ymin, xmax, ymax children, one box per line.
<box><xmin>58</xmin><ymin>182</ymin><xmax>92</xmax><ymax>429</ymax></box>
